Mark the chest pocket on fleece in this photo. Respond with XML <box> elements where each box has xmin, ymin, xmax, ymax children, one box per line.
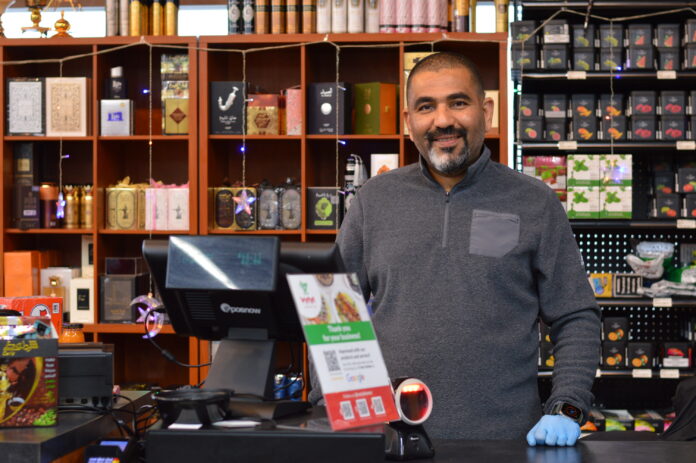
<box><xmin>469</xmin><ymin>209</ymin><xmax>520</xmax><ymax>258</ymax></box>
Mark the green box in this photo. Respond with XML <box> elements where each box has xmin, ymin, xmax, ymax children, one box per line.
<box><xmin>600</xmin><ymin>186</ymin><xmax>632</xmax><ymax>219</ymax></box>
<box><xmin>567</xmin><ymin>186</ymin><xmax>600</xmax><ymax>219</ymax></box>
<box><xmin>568</xmin><ymin>154</ymin><xmax>601</xmax><ymax>187</ymax></box>
<box><xmin>353</xmin><ymin>82</ymin><xmax>397</xmax><ymax>135</ymax></box>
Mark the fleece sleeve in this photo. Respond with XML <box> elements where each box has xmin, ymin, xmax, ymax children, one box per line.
<box><xmin>534</xmin><ymin>188</ymin><xmax>601</xmax><ymax>418</ymax></box>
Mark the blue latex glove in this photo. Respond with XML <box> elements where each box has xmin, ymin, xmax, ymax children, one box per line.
<box><xmin>526</xmin><ymin>414</ymin><xmax>581</xmax><ymax>446</ymax></box>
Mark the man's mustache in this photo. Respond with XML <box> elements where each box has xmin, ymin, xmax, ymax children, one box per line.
<box><xmin>426</xmin><ymin>127</ymin><xmax>468</xmax><ymax>142</ymax></box>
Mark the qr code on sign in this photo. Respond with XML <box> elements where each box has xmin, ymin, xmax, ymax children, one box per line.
<box><xmin>371</xmin><ymin>396</ymin><xmax>385</xmax><ymax>415</ymax></box>
<box><xmin>356</xmin><ymin>399</ymin><xmax>370</xmax><ymax>418</ymax></box>
<box><xmin>340</xmin><ymin>401</ymin><xmax>355</xmax><ymax>420</ymax></box>
<box><xmin>323</xmin><ymin>350</ymin><xmax>341</xmax><ymax>372</ymax></box>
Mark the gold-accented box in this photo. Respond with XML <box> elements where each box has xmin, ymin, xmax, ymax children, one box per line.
<box><xmin>163</xmin><ymin>98</ymin><xmax>189</xmax><ymax>135</ymax></box>
<box><xmin>247</xmin><ymin>94</ymin><xmax>279</xmax><ymax>135</ymax></box>
<box><xmin>211</xmin><ymin>187</ymin><xmax>235</xmax><ymax>230</ymax></box>
<box><xmin>106</xmin><ymin>183</ymin><xmax>146</xmax><ymax>230</ymax></box>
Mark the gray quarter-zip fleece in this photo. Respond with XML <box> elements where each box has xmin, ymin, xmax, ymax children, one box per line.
<box><xmin>334</xmin><ymin>146</ymin><xmax>601</xmax><ymax>440</ymax></box>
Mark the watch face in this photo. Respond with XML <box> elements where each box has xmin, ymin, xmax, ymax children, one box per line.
<box><xmin>280</xmin><ymin>188</ymin><xmax>301</xmax><ymax>230</ymax></box>
<box><xmin>258</xmin><ymin>187</ymin><xmax>279</xmax><ymax>229</ymax></box>
<box><xmin>561</xmin><ymin>403</ymin><xmax>582</xmax><ymax>422</ymax></box>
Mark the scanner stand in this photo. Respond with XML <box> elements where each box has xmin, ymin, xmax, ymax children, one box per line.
<box><xmin>384</xmin><ymin>422</ymin><xmax>435</xmax><ymax>461</ymax></box>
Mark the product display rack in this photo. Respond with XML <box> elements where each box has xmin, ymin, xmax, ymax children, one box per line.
<box><xmin>515</xmin><ymin>1</ymin><xmax>696</xmax><ymax>411</ymax></box>
<box><xmin>0</xmin><ymin>32</ymin><xmax>509</xmax><ymax>389</ymax></box>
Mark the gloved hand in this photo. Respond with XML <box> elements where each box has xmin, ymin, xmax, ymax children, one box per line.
<box><xmin>526</xmin><ymin>414</ymin><xmax>580</xmax><ymax>447</ymax></box>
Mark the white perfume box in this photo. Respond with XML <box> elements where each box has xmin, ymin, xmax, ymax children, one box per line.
<box><xmin>145</xmin><ymin>187</ymin><xmax>168</xmax><ymax>231</ymax></box>
<box><xmin>101</xmin><ymin>99</ymin><xmax>133</xmax><ymax>136</ymax></box>
<box><xmin>168</xmin><ymin>187</ymin><xmax>189</xmax><ymax>230</ymax></box>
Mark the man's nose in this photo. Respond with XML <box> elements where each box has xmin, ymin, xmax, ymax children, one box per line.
<box><xmin>433</xmin><ymin>104</ymin><xmax>455</xmax><ymax>128</ymax></box>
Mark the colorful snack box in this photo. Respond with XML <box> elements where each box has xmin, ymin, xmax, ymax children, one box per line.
<box><xmin>589</xmin><ymin>273</ymin><xmax>613</xmax><ymax>297</ymax></box>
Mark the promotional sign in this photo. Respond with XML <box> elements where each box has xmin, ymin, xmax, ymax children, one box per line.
<box><xmin>287</xmin><ymin>273</ymin><xmax>399</xmax><ymax>430</ymax></box>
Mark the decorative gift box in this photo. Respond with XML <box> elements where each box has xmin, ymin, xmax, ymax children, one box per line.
<box><xmin>210</xmin><ymin>81</ymin><xmax>245</xmax><ymax>135</ymax></box>
<box><xmin>163</xmin><ymin>98</ymin><xmax>189</xmax><ymax>135</ymax></box>
<box><xmin>100</xmin><ymin>99</ymin><xmax>133</xmax><ymax>136</ymax></box>
<box><xmin>105</xmin><ymin>177</ymin><xmax>146</xmax><ymax>230</ymax></box>
<box><xmin>354</xmin><ymin>82</ymin><xmax>397</xmax><ymax>135</ymax></box>
<box><xmin>247</xmin><ymin>94</ymin><xmax>279</xmax><ymax>135</ymax></box>
<box><xmin>7</xmin><ymin>78</ymin><xmax>44</xmax><ymax>136</ymax></box>
<box><xmin>45</xmin><ymin>77</ymin><xmax>89</xmax><ymax>137</ymax></box>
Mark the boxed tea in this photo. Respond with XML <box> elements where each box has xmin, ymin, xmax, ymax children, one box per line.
<box><xmin>534</xmin><ymin>156</ymin><xmax>566</xmax><ymax>189</ymax></box>
<box><xmin>307</xmin><ymin>187</ymin><xmax>341</xmax><ymax>230</ymax></box>
<box><xmin>572</xmin><ymin>94</ymin><xmax>597</xmax><ymax>119</ymax></box>
<box><xmin>655</xmin><ymin>193</ymin><xmax>679</xmax><ymax>218</ymax></box>
<box><xmin>603</xmin><ymin>317</ymin><xmax>628</xmax><ymax>342</ymax></box>
<box><xmin>600</xmin><ymin>154</ymin><xmax>632</xmax><ymax>186</ymax></box>
<box><xmin>573</xmin><ymin>48</ymin><xmax>595</xmax><ymax>71</ymax></box>
<box><xmin>632</xmin><ymin>116</ymin><xmax>657</xmax><ymax>141</ymax></box>
<box><xmin>662</xmin><ymin>116</ymin><xmax>687</xmax><ymax>141</ymax></box>
<box><xmin>518</xmin><ymin>117</ymin><xmax>543</xmax><ymax>141</ymax></box>
<box><xmin>627</xmin><ymin>24</ymin><xmax>652</xmax><ymax>47</ymax></box>
<box><xmin>511</xmin><ymin>20</ymin><xmax>536</xmax><ymax>42</ymax></box>
<box><xmin>600</xmin><ymin>186</ymin><xmax>632</xmax><ymax>219</ymax></box>
<box><xmin>568</xmin><ymin>154</ymin><xmax>600</xmax><ymax>186</ymax></box>
<box><xmin>600</xmin><ymin>24</ymin><xmax>624</xmax><ymax>48</ymax></box>
<box><xmin>601</xmin><ymin>116</ymin><xmax>627</xmax><ymax>141</ymax></box>
<box><xmin>519</xmin><ymin>93</ymin><xmax>540</xmax><ymax>117</ymax></box>
<box><xmin>658</xmin><ymin>47</ymin><xmax>680</xmax><ymax>70</ymax></box>
<box><xmin>657</xmin><ymin>23</ymin><xmax>680</xmax><ymax>48</ymax></box>
<box><xmin>544</xmin><ymin>118</ymin><xmax>567</xmax><ymax>141</ymax></box>
<box><xmin>631</xmin><ymin>91</ymin><xmax>657</xmax><ymax>116</ymax></box>
<box><xmin>511</xmin><ymin>44</ymin><xmax>538</xmax><ymax>70</ymax></box>
<box><xmin>542</xmin><ymin>44</ymin><xmax>568</xmax><ymax>70</ymax></box>
<box><xmin>567</xmin><ymin>186</ymin><xmax>600</xmax><ymax>219</ymax></box>
<box><xmin>626</xmin><ymin>46</ymin><xmax>654</xmax><ymax>70</ymax></box>
<box><xmin>661</xmin><ymin>91</ymin><xmax>687</xmax><ymax>116</ymax></box>
<box><xmin>543</xmin><ymin>94</ymin><xmax>567</xmax><ymax>118</ymax></box>
<box><xmin>683</xmin><ymin>195</ymin><xmax>696</xmax><ymax>218</ymax></box>
<box><xmin>543</xmin><ymin>20</ymin><xmax>569</xmax><ymax>44</ymax></box>
<box><xmin>602</xmin><ymin>341</ymin><xmax>626</xmax><ymax>369</ymax></box>
<box><xmin>572</xmin><ymin>23</ymin><xmax>596</xmax><ymax>48</ymax></box>
<box><xmin>627</xmin><ymin>342</ymin><xmax>654</xmax><ymax>369</ymax></box>
<box><xmin>599</xmin><ymin>48</ymin><xmax>623</xmax><ymax>71</ymax></box>
<box><xmin>653</xmin><ymin>171</ymin><xmax>675</xmax><ymax>195</ymax></box>
<box><xmin>573</xmin><ymin>117</ymin><xmax>598</xmax><ymax>141</ymax></box>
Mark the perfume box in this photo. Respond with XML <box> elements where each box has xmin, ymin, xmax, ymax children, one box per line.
<box><xmin>573</xmin><ymin>117</ymin><xmax>598</xmax><ymax>141</ymax></box>
<box><xmin>69</xmin><ymin>277</ymin><xmax>95</xmax><ymax>324</ymax></box>
<box><xmin>518</xmin><ymin>117</ymin><xmax>543</xmax><ymax>141</ymax></box>
<box><xmin>40</xmin><ymin>267</ymin><xmax>79</xmax><ymax>325</ymax></box>
<box><xmin>631</xmin><ymin>91</ymin><xmax>657</xmax><ymax>116</ymax></box>
<box><xmin>600</xmin><ymin>23</ymin><xmax>624</xmax><ymax>48</ymax></box>
<box><xmin>541</xmin><ymin>44</ymin><xmax>568</xmax><ymax>70</ymax></box>
<box><xmin>354</xmin><ymin>82</ymin><xmax>397</xmax><ymax>135</ymax></box>
<box><xmin>572</xmin><ymin>94</ymin><xmax>596</xmax><ymax>119</ymax></box>
<box><xmin>601</xmin><ymin>116</ymin><xmax>627</xmax><ymax>141</ymax></box>
<box><xmin>627</xmin><ymin>46</ymin><xmax>654</xmax><ymax>70</ymax></box>
<box><xmin>307</xmin><ymin>187</ymin><xmax>342</xmax><ymax>229</ymax></box>
<box><xmin>370</xmin><ymin>153</ymin><xmax>399</xmax><ymax>177</ymax></box>
<box><xmin>160</xmin><ymin>54</ymin><xmax>190</xmax><ymax>80</ymax></box>
<box><xmin>632</xmin><ymin>116</ymin><xmax>657</xmax><ymax>141</ymax></box>
<box><xmin>655</xmin><ymin>193</ymin><xmax>679</xmax><ymax>218</ymax></box>
<box><xmin>657</xmin><ymin>23</ymin><xmax>680</xmax><ymax>48</ymax></box>
<box><xmin>599</xmin><ymin>48</ymin><xmax>623</xmax><ymax>71</ymax></box>
<box><xmin>105</xmin><ymin>257</ymin><xmax>145</xmax><ymax>275</ymax></box>
<box><xmin>661</xmin><ymin>91</ymin><xmax>687</xmax><ymax>116</ymax></box>
<box><xmin>511</xmin><ymin>44</ymin><xmax>538</xmax><ymax>70</ymax></box>
<box><xmin>307</xmin><ymin>82</ymin><xmax>352</xmax><ymax>135</ymax></box>
<box><xmin>544</xmin><ymin>118</ymin><xmax>567</xmax><ymax>141</ymax></box>
<box><xmin>600</xmin><ymin>94</ymin><xmax>624</xmax><ymax>118</ymax></box>
<box><xmin>45</xmin><ymin>77</ymin><xmax>89</xmax><ymax>137</ymax></box>
<box><xmin>247</xmin><ymin>94</ymin><xmax>279</xmax><ymax>135</ymax></box>
<box><xmin>82</xmin><ymin>235</ymin><xmax>94</xmax><ymax>278</ymax></box>
<box><xmin>572</xmin><ymin>23</ymin><xmax>596</xmax><ymax>48</ymax></box>
<box><xmin>567</xmin><ymin>186</ymin><xmax>600</xmax><ymax>219</ymax></box>
<box><xmin>211</xmin><ymin>187</ymin><xmax>235</xmax><ymax>230</ymax></box>
<box><xmin>100</xmin><ymin>99</ymin><xmax>133</xmax><ymax>136</ymax></box>
<box><xmin>100</xmin><ymin>273</ymin><xmax>149</xmax><ymax>323</ymax></box>
<box><xmin>628</xmin><ymin>23</ymin><xmax>652</xmax><ymax>47</ymax></box>
<box><xmin>662</xmin><ymin>116</ymin><xmax>687</xmax><ymax>141</ymax></box>
<box><xmin>600</xmin><ymin>186</ymin><xmax>632</xmax><ymax>219</ymax></box>
<box><xmin>7</xmin><ymin>78</ymin><xmax>44</xmax><ymax>136</ymax></box>
<box><xmin>658</xmin><ymin>48</ymin><xmax>680</xmax><ymax>70</ymax></box>
<box><xmin>106</xmin><ymin>185</ymin><xmax>146</xmax><ymax>230</ymax></box>
<box><xmin>13</xmin><ymin>184</ymin><xmax>40</xmax><ymax>229</ymax></box>
<box><xmin>543</xmin><ymin>94</ymin><xmax>568</xmax><ymax>118</ymax></box>
<box><xmin>573</xmin><ymin>48</ymin><xmax>595</xmax><ymax>71</ymax></box>
<box><xmin>231</xmin><ymin>187</ymin><xmax>257</xmax><ymax>230</ymax></box>
<box><xmin>168</xmin><ymin>186</ymin><xmax>189</xmax><ymax>230</ymax></box>
<box><xmin>164</xmin><ymin>98</ymin><xmax>189</xmax><ymax>135</ymax></box>
<box><xmin>284</xmin><ymin>87</ymin><xmax>302</xmax><ymax>135</ymax></box>
<box><xmin>145</xmin><ymin>187</ymin><xmax>168</xmax><ymax>231</ymax></box>
<box><xmin>210</xmin><ymin>81</ymin><xmax>246</xmax><ymax>134</ymax></box>
<box><xmin>519</xmin><ymin>94</ymin><xmax>540</xmax><ymax>117</ymax></box>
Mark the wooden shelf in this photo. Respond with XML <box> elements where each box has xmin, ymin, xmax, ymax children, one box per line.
<box><xmin>208</xmin><ymin>229</ymin><xmax>302</xmax><ymax>235</ymax></box>
<box><xmin>98</xmin><ymin>229</ymin><xmax>191</xmax><ymax>235</ymax></box>
<box><xmin>307</xmin><ymin>134</ymin><xmax>402</xmax><ymax>140</ymax></box>
<box><xmin>4</xmin><ymin>136</ymin><xmax>94</xmax><ymax>141</ymax></box>
<box><xmin>98</xmin><ymin>135</ymin><xmax>189</xmax><ymax>141</ymax></box>
<box><xmin>5</xmin><ymin>228</ymin><xmax>94</xmax><ymax>234</ymax></box>
<box><xmin>538</xmin><ymin>369</ymin><xmax>695</xmax><ymax>378</ymax></box>
<box><xmin>83</xmin><ymin>323</ymin><xmax>176</xmax><ymax>334</ymax></box>
<box><xmin>209</xmin><ymin>135</ymin><xmax>302</xmax><ymax>140</ymax></box>
<box><xmin>306</xmin><ymin>230</ymin><xmax>339</xmax><ymax>235</ymax></box>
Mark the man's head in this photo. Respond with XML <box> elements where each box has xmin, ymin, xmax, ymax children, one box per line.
<box><xmin>6</xmin><ymin>358</ymin><xmax>32</xmax><ymax>385</ymax></box>
<box><xmin>405</xmin><ymin>52</ymin><xmax>493</xmax><ymax>182</ymax></box>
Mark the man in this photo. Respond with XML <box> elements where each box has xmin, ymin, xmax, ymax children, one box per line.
<box><xmin>335</xmin><ymin>52</ymin><xmax>600</xmax><ymax>445</ymax></box>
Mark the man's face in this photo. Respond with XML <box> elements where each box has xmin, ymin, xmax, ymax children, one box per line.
<box><xmin>6</xmin><ymin>358</ymin><xmax>30</xmax><ymax>385</ymax></box>
<box><xmin>405</xmin><ymin>66</ymin><xmax>493</xmax><ymax>177</ymax></box>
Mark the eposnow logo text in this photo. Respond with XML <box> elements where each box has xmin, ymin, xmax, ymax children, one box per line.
<box><xmin>220</xmin><ymin>303</ymin><xmax>262</xmax><ymax>315</ymax></box>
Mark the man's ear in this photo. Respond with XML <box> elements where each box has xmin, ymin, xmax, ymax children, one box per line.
<box><xmin>483</xmin><ymin>96</ymin><xmax>494</xmax><ymax>132</ymax></box>
<box><xmin>404</xmin><ymin>108</ymin><xmax>415</xmax><ymax>143</ymax></box>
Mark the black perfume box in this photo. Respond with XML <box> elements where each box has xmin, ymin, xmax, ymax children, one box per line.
<box><xmin>572</xmin><ymin>23</ymin><xmax>596</xmax><ymax>48</ymax></box>
<box><xmin>210</xmin><ymin>81</ymin><xmax>246</xmax><ymax>134</ymax></box>
<box><xmin>542</xmin><ymin>44</ymin><xmax>568</xmax><ymax>70</ymax></box>
<box><xmin>627</xmin><ymin>23</ymin><xmax>653</xmax><ymax>47</ymax></box>
<box><xmin>511</xmin><ymin>44</ymin><xmax>538</xmax><ymax>70</ymax></box>
<box><xmin>105</xmin><ymin>256</ymin><xmax>146</xmax><ymax>275</ymax></box>
<box><xmin>543</xmin><ymin>94</ymin><xmax>567</xmax><ymax>118</ymax></box>
<box><xmin>307</xmin><ymin>82</ymin><xmax>352</xmax><ymax>135</ymax></box>
<box><xmin>511</xmin><ymin>20</ymin><xmax>536</xmax><ymax>42</ymax></box>
<box><xmin>686</xmin><ymin>44</ymin><xmax>696</xmax><ymax>69</ymax></box>
<box><xmin>573</xmin><ymin>48</ymin><xmax>595</xmax><ymax>71</ymax></box>
<box><xmin>655</xmin><ymin>193</ymin><xmax>680</xmax><ymax>218</ymax></box>
<box><xmin>658</xmin><ymin>47</ymin><xmax>680</xmax><ymax>71</ymax></box>
<box><xmin>632</xmin><ymin>115</ymin><xmax>657</xmax><ymax>141</ymax></box>
<box><xmin>653</xmin><ymin>171</ymin><xmax>675</xmax><ymax>195</ymax></box>
<box><xmin>544</xmin><ymin>118</ymin><xmax>567</xmax><ymax>141</ymax></box>
<box><xmin>686</xmin><ymin>19</ymin><xmax>696</xmax><ymax>44</ymax></box>
<box><xmin>571</xmin><ymin>94</ymin><xmax>596</xmax><ymax>119</ymax></box>
<box><xmin>631</xmin><ymin>91</ymin><xmax>657</xmax><ymax>116</ymax></box>
<box><xmin>657</xmin><ymin>23</ymin><xmax>680</xmax><ymax>48</ymax></box>
<box><xmin>627</xmin><ymin>342</ymin><xmax>654</xmax><ymax>368</ymax></box>
<box><xmin>14</xmin><ymin>142</ymin><xmax>40</xmax><ymax>184</ymax></box>
<box><xmin>518</xmin><ymin>117</ymin><xmax>543</xmax><ymax>141</ymax></box>
<box><xmin>600</xmin><ymin>23</ymin><xmax>624</xmax><ymax>48</ymax></box>
<box><xmin>662</xmin><ymin>116</ymin><xmax>687</xmax><ymax>141</ymax></box>
<box><xmin>678</xmin><ymin>167</ymin><xmax>696</xmax><ymax>193</ymax></box>
<box><xmin>519</xmin><ymin>93</ymin><xmax>540</xmax><ymax>117</ymax></box>
<box><xmin>13</xmin><ymin>184</ymin><xmax>40</xmax><ymax>229</ymax></box>
<box><xmin>543</xmin><ymin>20</ymin><xmax>569</xmax><ymax>44</ymax></box>
<box><xmin>684</xmin><ymin>195</ymin><xmax>696</xmax><ymax>218</ymax></box>
<box><xmin>99</xmin><ymin>273</ymin><xmax>149</xmax><ymax>323</ymax></box>
<box><xmin>602</xmin><ymin>341</ymin><xmax>626</xmax><ymax>369</ymax></box>
<box><xmin>601</xmin><ymin>116</ymin><xmax>627</xmax><ymax>141</ymax></box>
<box><xmin>600</xmin><ymin>94</ymin><xmax>624</xmax><ymax>118</ymax></box>
<box><xmin>626</xmin><ymin>46</ymin><xmax>654</xmax><ymax>70</ymax></box>
<box><xmin>603</xmin><ymin>317</ymin><xmax>628</xmax><ymax>342</ymax></box>
<box><xmin>599</xmin><ymin>48</ymin><xmax>623</xmax><ymax>70</ymax></box>
<box><xmin>572</xmin><ymin>117</ymin><xmax>598</xmax><ymax>141</ymax></box>
<box><xmin>307</xmin><ymin>187</ymin><xmax>342</xmax><ymax>230</ymax></box>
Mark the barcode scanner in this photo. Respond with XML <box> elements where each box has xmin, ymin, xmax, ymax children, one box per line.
<box><xmin>385</xmin><ymin>377</ymin><xmax>435</xmax><ymax>461</ymax></box>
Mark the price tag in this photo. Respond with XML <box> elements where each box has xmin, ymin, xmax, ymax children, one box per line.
<box><xmin>676</xmin><ymin>141</ymin><xmax>696</xmax><ymax>150</ymax></box>
<box><xmin>653</xmin><ymin>297</ymin><xmax>673</xmax><ymax>307</ymax></box>
<box><xmin>558</xmin><ymin>141</ymin><xmax>578</xmax><ymax>150</ymax></box>
<box><xmin>595</xmin><ymin>368</ymin><xmax>602</xmax><ymax>378</ymax></box>
<box><xmin>677</xmin><ymin>219</ymin><xmax>696</xmax><ymax>229</ymax></box>
<box><xmin>632</xmin><ymin>369</ymin><xmax>652</xmax><ymax>379</ymax></box>
<box><xmin>657</xmin><ymin>70</ymin><xmax>677</xmax><ymax>80</ymax></box>
<box><xmin>659</xmin><ymin>368</ymin><xmax>680</xmax><ymax>379</ymax></box>
<box><xmin>567</xmin><ymin>71</ymin><xmax>587</xmax><ymax>80</ymax></box>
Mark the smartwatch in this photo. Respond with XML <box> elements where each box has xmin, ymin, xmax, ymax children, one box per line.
<box><xmin>550</xmin><ymin>401</ymin><xmax>584</xmax><ymax>424</ymax></box>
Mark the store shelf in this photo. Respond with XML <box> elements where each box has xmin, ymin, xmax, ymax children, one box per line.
<box><xmin>570</xmin><ymin>220</ymin><xmax>687</xmax><ymax>229</ymax></box>
<box><xmin>521</xmin><ymin>1</ymin><xmax>696</xmax><ymax>9</ymax></box>
<box><xmin>307</xmin><ymin>134</ymin><xmax>402</xmax><ymax>140</ymax></box>
<box><xmin>521</xmin><ymin>71</ymin><xmax>696</xmax><ymax>80</ymax></box>
<box><xmin>519</xmin><ymin>142</ymin><xmax>690</xmax><ymax>150</ymax></box>
<box><xmin>208</xmin><ymin>135</ymin><xmax>302</xmax><ymax>140</ymax></box>
<box><xmin>83</xmin><ymin>323</ymin><xmax>176</xmax><ymax>335</ymax></box>
<box><xmin>596</xmin><ymin>298</ymin><xmax>696</xmax><ymax>307</ymax></box>
<box><xmin>4</xmin><ymin>136</ymin><xmax>94</xmax><ymax>141</ymax></box>
<box><xmin>98</xmin><ymin>229</ymin><xmax>191</xmax><ymax>235</ymax></box>
<box><xmin>98</xmin><ymin>135</ymin><xmax>189</xmax><ymax>141</ymax></box>
<box><xmin>5</xmin><ymin>228</ymin><xmax>94</xmax><ymax>234</ymax></box>
<box><xmin>306</xmin><ymin>230</ymin><xmax>339</xmax><ymax>235</ymax></box>
<box><xmin>207</xmin><ymin>229</ymin><xmax>302</xmax><ymax>235</ymax></box>
<box><xmin>538</xmin><ymin>369</ymin><xmax>695</xmax><ymax>378</ymax></box>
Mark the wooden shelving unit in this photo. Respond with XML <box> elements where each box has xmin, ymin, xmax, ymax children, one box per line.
<box><xmin>1</xmin><ymin>32</ymin><xmax>509</xmax><ymax>388</ymax></box>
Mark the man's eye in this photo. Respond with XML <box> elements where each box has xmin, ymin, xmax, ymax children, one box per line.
<box><xmin>451</xmin><ymin>100</ymin><xmax>468</xmax><ymax>108</ymax></box>
<box><xmin>417</xmin><ymin>104</ymin><xmax>433</xmax><ymax>112</ymax></box>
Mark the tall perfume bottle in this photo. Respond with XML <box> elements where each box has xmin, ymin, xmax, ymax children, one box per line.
<box><xmin>107</xmin><ymin>66</ymin><xmax>127</xmax><ymax>99</ymax></box>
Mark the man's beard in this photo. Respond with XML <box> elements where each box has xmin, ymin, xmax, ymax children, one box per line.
<box><xmin>424</xmin><ymin>127</ymin><xmax>470</xmax><ymax>176</ymax></box>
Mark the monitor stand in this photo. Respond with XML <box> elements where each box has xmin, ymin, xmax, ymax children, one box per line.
<box><xmin>203</xmin><ymin>338</ymin><xmax>311</xmax><ymax>420</ymax></box>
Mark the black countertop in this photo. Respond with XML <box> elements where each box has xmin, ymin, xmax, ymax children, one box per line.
<box><xmin>0</xmin><ymin>391</ymin><xmax>150</xmax><ymax>463</ymax></box>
